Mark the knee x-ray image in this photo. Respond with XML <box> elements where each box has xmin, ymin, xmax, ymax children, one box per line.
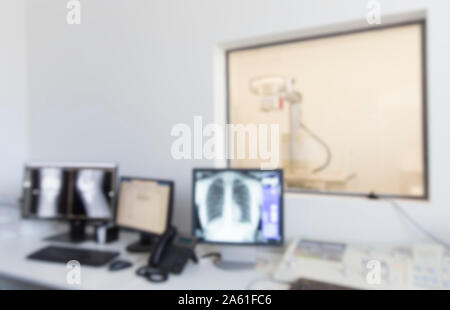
<box><xmin>29</xmin><ymin>168</ymin><xmax>69</xmax><ymax>218</ymax></box>
<box><xmin>23</xmin><ymin>166</ymin><xmax>115</xmax><ymax>220</ymax></box>
<box><xmin>193</xmin><ymin>170</ymin><xmax>283</xmax><ymax>244</ymax></box>
<box><xmin>72</xmin><ymin>169</ymin><xmax>112</xmax><ymax>219</ymax></box>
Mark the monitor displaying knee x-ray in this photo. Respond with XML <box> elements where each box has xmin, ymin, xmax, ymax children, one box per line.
<box><xmin>22</xmin><ymin>162</ymin><xmax>117</xmax><ymax>220</ymax></box>
<box><xmin>193</xmin><ymin>169</ymin><xmax>283</xmax><ymax>245</ymax></box>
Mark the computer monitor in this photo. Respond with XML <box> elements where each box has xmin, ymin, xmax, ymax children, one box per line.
<box><xmin>22</xmin><ymin>162</ymin><xmax>117</xmax><ymax>242</ymax></box>
<box><xmin>192</xmin><ymin>169</ymin><xmax>283</xmax><ymax>246</ymax></box>
<box><xmin>115</xmin><ymin>177</ymin><xmax>174</xmax><ymax>253</ymax></box>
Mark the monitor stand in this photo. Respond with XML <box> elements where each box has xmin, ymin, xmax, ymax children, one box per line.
<box><xmin>214</xmin><ymin>246</ymin><xmax>256</xmax><ymax>270</ymax></box>
<box><xmin>45</xmin><ymin>220</ymin><xmax>92</xmax><ymax>243</ymax></box>
<box><xmin>126</xmin><ymin>233</ymin><xmax>156</xmax><ymax>253</ymax></box>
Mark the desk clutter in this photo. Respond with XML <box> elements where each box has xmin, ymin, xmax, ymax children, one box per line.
<box><xmin>272</xmin><ymin>238</ymin><xmax>450</xmax><ymax>290</ymax></box>
<box><xmin>6</xmin><ymin>161</ymin><xmax>448</xmax><ymax>290</ymax></box>
<box><xmin>20</xmin><ymin>162</ymin><xmax>284</xmax><ymax>284</ymax></box>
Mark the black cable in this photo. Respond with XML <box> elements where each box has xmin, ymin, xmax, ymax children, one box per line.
<box><xmin>200</xmin><ymin>252</ymin><xmax>221</xmax><ymax>260</ymax></box>
<box><xmin>368</xmin><ymin>194</ymin><xmax>450</xmax><ymax>250</ymax></box>
<box><xmin>300</xmin><ymin>123</ymin><xmax>332</xmax><ymax>174</ymax></box>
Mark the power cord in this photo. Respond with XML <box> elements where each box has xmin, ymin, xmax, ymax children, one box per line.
<box><xmin>368</xmin><ymin>193</ymin><xmax>450</xmax><ymax>250</ymax></box>
<box><xmin>300</xmin><ymin>123</ymin><xmax>332</xmax><ymax>174</ymax></box>
<box><xmin>200</xmin><ymin>252</ymin><xmax>221</xmax><ymax>260</ymax></box>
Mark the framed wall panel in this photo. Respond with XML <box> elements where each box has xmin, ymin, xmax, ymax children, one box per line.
<box><xmin>226</xmin><ymin>20</ymin><xmax>428</xmax><ymax>199</ymax></box>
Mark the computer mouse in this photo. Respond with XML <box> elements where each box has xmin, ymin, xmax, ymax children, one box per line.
<box><xmin>109</xmin><ymin>260</ymin><xmax>133</xmax><ymax>271</ymax></box>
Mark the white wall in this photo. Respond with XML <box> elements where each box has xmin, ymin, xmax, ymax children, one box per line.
<box><xmin>0</xmin><ymin>0</ymin><xmax>27</xmax><ymax>204</ymax></box>
<box><xmin>25</xmin><ymin>0</ymin><xmax>450</xmax><ymax>246</ymax></box>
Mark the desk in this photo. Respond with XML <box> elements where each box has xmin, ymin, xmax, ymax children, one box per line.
<box><xmin>0</xmin><ymin>204</ymin><xmax>416</xmax><ymax>290</ymax></box>
<box><xmin>0</xmin><ymin>204</ymin><xmax>280</xmax><ymax>290</ymax></box>
<box><xmin>0</xmin><ymin>233</ymin><xmax>273</xmax><ymax>290</ymax></box>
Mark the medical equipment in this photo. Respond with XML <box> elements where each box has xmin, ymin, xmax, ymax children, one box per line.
<box><xmin>249</xmin><ymin>76</ymin><xmax>331</xmax><ymax>174</ymax></box>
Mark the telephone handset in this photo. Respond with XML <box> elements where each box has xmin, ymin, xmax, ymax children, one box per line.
<box><xmin>149</xmin><ymin>226</ymin><xmax>177</xmax><ymax>267</ymax></box>
<box><xmin>137</xmin><ymin>226</ymin><xmax>198</xmax><ymax>283</ymax></box>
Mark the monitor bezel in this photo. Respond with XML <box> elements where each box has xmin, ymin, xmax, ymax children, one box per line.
<box><xmin>21</xmin><ymin>162</ymin><xmax>118</xmax><ymax>222</ymax></box>
<box><xmin>114</xmin><ymin>176</ymin><xmax>174</xmax><ymax>237</ymax></box>
<box><xmin>191</xmin><ymin>168</ymin><xmax>284</xmax><ymax>246</ymax></box>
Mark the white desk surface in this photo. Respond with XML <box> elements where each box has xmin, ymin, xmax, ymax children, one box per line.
<box><xmin>0</xmin><ymin>204</ymin><xmax>282</xmax><ymax>290</ymax></box>
<box><xmin>0</xmin><ymin>204</ymin><xmax>413</xmax><ymax>290</ymax></box>
<box><xmin>0</xmin><ymin>234</ymin><xmax>274</xmax><ymax>290</ymax></box>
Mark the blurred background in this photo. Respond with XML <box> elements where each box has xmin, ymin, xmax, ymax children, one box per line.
<box><xmin>1</xmin><ymin>0</ymin><xmax>450</xmax><ymax>253</ymax></box>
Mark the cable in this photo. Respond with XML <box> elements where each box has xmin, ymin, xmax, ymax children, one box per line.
<box><xmin>300</xmin><ymin>123</ymin><xmax>333</xmax><ymax>174</ymax></box>
<box><xmin>369</xmin><ymin>194</ymin><xmax>450</xmax><ymax>250</ymax></box>
<box><xmin>389</xmin><ymin>200</ymin><xmax>450</xmax><ymax>250</ymax></box>
<box><xmin>200</xmin><ymin>252</ymin><xmax>221</xmax><ymax>260</ymax></box>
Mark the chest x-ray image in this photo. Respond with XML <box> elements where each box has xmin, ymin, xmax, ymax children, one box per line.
<box><xmin>72</xmin><ymin>169</ymin><xmax>113</xmax><ymax>219</ymax></box>
<box><xmin>193</xmin><ymin>169</ymin><xmax>283</xmax><ymax>244</ymax></box>
<box><xmin>28</xmin><ymin>168</ymin><xmax>69</xmax><ymax>218</ymax></box>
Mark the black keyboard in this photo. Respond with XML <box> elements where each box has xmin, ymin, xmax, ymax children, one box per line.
<box><xmin>27</xmin><ymin>246</ymin><xmax>120</xmax><ymax>267</ymax></box>
<box><xmin>290</xmin><ymin>278</ymin><xmax>356</xmax><ymax>290</ymax></box>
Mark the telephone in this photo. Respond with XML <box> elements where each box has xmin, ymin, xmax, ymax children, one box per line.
<box><xmin>137</xmin><ymin>226</ymin><xmax>198</xmax><ymax>283</ymax></box>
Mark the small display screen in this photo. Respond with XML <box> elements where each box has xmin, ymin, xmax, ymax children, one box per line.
<box><xmin>193</xmin><ymin>169</ymin><xmax>283</xmax><ymax>245</ymax></box>
<box><xmin>116</xmin><ymin>178</ymin><xmax>172</xmax><ymax>235</ymax></box>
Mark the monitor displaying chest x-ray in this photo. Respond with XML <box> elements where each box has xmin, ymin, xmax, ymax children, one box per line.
<box><xmin>192</xmin><ymin>169</ymin><xmax>283</xmax><ymax>245</ymax></box>
<box><xmin>22</xmin><ymin>162</ymin><xmax>117</xmax><ymax>220</ymax></box>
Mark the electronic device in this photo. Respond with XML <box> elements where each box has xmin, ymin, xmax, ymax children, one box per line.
<box><xmin>109</xmin><ymin>259</ymin><xmax>133</xmax><ymax>271</ymax></box>
<box><xmin>21</xmin><ymin>162</ymin><xmax>117</xmax><ymax>243</ymax></box>
<box><xmin>411</xmin><ymin>244</ymin><xmax>450</xmax><ymax>289</ymax></box>
<box><xmin>115</xmin><ymin>177</ymin><xmax>174</xmax><ymax>252</ymax></box>
<box><xmin>95</xmin><ymin>223</ymin><xmax>119</xmax><ymax>244</ymax></box>
<box><xmin>192</xmin><ymin>168</ymin><xmax>283</xmax><ymax>245</ymax></box>
<box><xmin>274</xmin><ymin>237</ymin><xmax>346</xmax><ymax>282</ymax></box>
<box><xmin>249</xmin><ymin>77</ymin><xmax>303</xmax><ymax>170</ymax></box>
<box><xmin>192</xmin><ymin>168</ymin><xmax>283</xmax><ymax>269</ymax></box>
<box><xmin>27</xmin><ymin>246</ymin><xmax>119</xmax><ymax>267</ymax></box>
<box><xmin>137</xmin><ymin>227</ymin><xmax>198</xmax><ymax>283</ymax></box>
